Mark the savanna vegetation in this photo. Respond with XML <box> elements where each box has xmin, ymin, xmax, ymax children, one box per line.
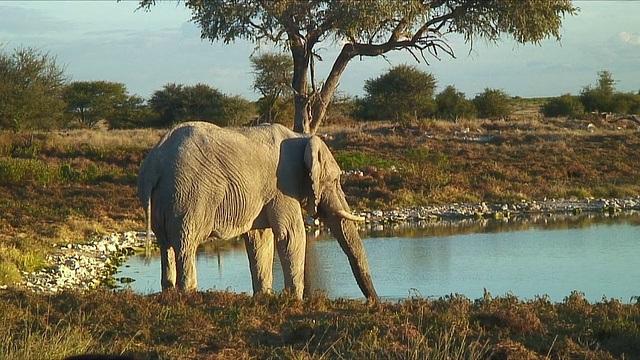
<box><xmin>3</xmin><ymin>1</ymin><xmax>640</xmax><ymax>358</ymax></box>
<box><xmin>2</xmin><ymin>103</ymin><xmax>640</xmax><ymax>358</ymax></box>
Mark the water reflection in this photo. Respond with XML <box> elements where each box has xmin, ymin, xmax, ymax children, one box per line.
<box><xmin>117</xmin><ymin>212</ymin><xmax>640</xmax><ymax>303</ymax></box>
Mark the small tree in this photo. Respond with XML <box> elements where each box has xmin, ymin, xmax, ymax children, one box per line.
<box><xmin>473</xmin><ymin>88</ymin><xmax>511</xmax><ymax>119</ymax></box>
<box><xmin>541</xmin><ymin>94</ymin><xmax>584</xmax><ymax>118</ymax></box>
<box><xmin>435</xmin><ymin>85</ymin><xmax>476</xmax><ymax>121</ymax></box>
<box><xmin>149</xmin><ymin>83</ymin><xmax>225</xmax><ymax>126</ymax></box>
<box><xmin>110</xmin><ymin>95</ymin><xmax>156</xmax><ymax>129</ymax></box>
<box><xmin>580</xmin><ymin>70</ymin><xmax>617</xmax><ymax>113</ymax></box>
<box><xmin>250</xmin><ymin>52</ymin><xmax>293</xmax><ymax>123</ymax></box>
<box><xmin>0</xmin><ymin>46</ymin><xmax>67</xmax><ymax>131</ymax></box>
<box><xmin>62</xmin><ymin>81</ymin><xmax>130</xmax><ymax>128</ymax></box>
<box><xmin>149</xmin><ymin>83</ymin><xmax>254</xmax><ymax>127</ymax></box>
<box><xmin>220</xmin><ymin>95</ymin><xmax>257</xmax><ymax>127</ymax></box>
<box><xmin>363</xmin><ymin>64</ymin><xmax>437</xmax><ymax>125</ymax></box>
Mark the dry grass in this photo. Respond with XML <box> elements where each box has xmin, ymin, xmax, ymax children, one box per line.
<box><xmin>1</xmin><ymin>289</ymin><xmax>639</xmax><ymax>359</ymax></box>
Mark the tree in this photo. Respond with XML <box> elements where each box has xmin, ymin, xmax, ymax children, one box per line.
<box><xmin>219</xmin><ymin>95</ymin><xmax>257</xmax><ymax>127</ymax></box>
<box><xmin>363</xmin><ymin>64</ymin><xmax>437</xmax><ymax>124</ymax></box>
<box><xmin>138</xmin><ymin>0</ymin><xmax>577</xmax><ymax>134</ymax></box>
<box><xmin>0</xmin><ymin>46</ymin><xmax>67</xmax><ymax>131</ymax></box>
<box><xmin>62</xmin><ymin>81</ymin><xmax>130</xmax><ymax>128</ymax></box>
<box><xmin>250</xmin><ymin>52</ymin><xmax>293</xmax><ymax>123</ymax></box>
<box><xmin>149</xmin><ymin>83</ymin><xmax>225</xmax><ymax>126</ymax></box>
<box><xmin>149</xmin><ymin>83</ymin><xmax>253</xmax><ymax>127</ymax></box>
<box><xmin>435</xmin><ymin>85</ymin><xmax>476</xmax><ymax>120</ymax></box>
<box><xmin>110</xmin><ymin>94</ymin><xmax>156</xmax><ymax>129</ymax></box>
<box><xmin>473</xmin><ymin>88</ymin><xmax>511</xmax><ymax>119</ymax></box>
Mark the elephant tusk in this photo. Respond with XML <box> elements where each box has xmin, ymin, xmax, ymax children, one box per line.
<box><xmin>336</xmin><ymin>210</ymin><xmax>366</xmax><ymax>222</ymax></box>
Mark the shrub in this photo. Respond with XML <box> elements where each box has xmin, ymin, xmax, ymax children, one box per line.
<box><xmin>541</xmin><ymin>94</ymin><xmax>584</xmax><ymax>117</ymax></box>
<box><xmin>435</xmin><ymin>85</ymin><xmax>477</xmax><ymax>120</ymax></box>
<box><xmin>473</xmin><ymin>88</ymin><xmax>511</xmax><ymax>119</ymax></box>
<box><xmin>0</xmin><ymin>158</ymin><xmax>58</xmax><ymax>186</ymax></box>
<box><xmin>362</xmin><ymin>64</ymin><xmax>437</xmax><ymax>125</ymax></box>
<box><xmin>333</xmin><ymin>151</ymin><xmax>395</xmax><ymax>171</ymax></box>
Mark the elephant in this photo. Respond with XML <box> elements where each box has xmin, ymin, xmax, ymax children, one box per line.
<box><xmin>137</xmin><ymin>121</ymin><xmax>379</xmax><ymax>302</ymax></box>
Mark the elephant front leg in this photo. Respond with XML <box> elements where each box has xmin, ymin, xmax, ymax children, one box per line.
<box><xmin>243</xmin><ymin>229</ymin><xmax>275</xmax><ymax>294</ymax></box>
<box><xmin>274</xmin><ymin>219</ymin><xmax>307</xmax><ymax>299</ymax></box>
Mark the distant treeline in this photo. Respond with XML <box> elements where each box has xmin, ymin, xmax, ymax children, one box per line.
<box><xmin>1</xmin><ymin>47</ymin><xmax>638</xmax><ymax>131</ymax></box>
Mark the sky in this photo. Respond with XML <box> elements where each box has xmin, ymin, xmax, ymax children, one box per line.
<box><xmin>0</xmin><ymin>1</ymin><xmax>638</xmax><ymax>101</ymax></box>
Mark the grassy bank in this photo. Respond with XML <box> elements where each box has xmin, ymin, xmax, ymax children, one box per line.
<box><xmin>2</xmin><ymin>289</ymin><xmax>639</xmax><ymax>359</ymax></box>
<box><xmin>2</xmin><ymin>105</ymin><xmax>640</xmax><ymax>358</ymax></box>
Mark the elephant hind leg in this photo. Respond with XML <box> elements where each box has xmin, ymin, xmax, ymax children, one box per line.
<box><xmin>175</xmin><ymin>236</ymin><xmax>200</xmax><ymax>291</ymax></box>
<box><xmin>161</xmin><ymin>244</ymin><xmax>177</xmax><ymax>290</ymax></box>
<box><xmin>153</xmin><ymin>224</ymin><xmax>177</xmax><ymax>290</ymax></box>
<box><xmin>166</xmin><ymin>223</ymin><xmax>207</xmax><ymax>291</ymax></box>
<box><xmin>243</xmin><ymin>229</ymin><xmax>275</xmax><ymax>295</ymax></box>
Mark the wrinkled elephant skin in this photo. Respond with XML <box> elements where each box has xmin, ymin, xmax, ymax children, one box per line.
<box><xmin>137</xmin><ymin>122</ymin><xmax>378</xmax><ymax>301</ymax></box>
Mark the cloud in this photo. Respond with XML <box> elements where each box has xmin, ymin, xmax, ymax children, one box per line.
<box><xmin>619</xmin><ymin>31</ymin><xmax>640</xmax><ymax>45</ymax></box>
<box><xmin>0</xmin><ymin>6</ymin><xmax>76</xmax><ymax>35</ymax></box>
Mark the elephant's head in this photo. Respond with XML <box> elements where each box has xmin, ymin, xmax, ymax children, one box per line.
<box><xmin>303</xmin><ymin>136</ymin><xmax>380</xmax><ymax>302</ymax></box>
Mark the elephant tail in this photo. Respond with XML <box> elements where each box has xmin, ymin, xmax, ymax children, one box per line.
<box><xmin>144</xmin><ymin>196</ymin><xmax>152</xmax><ymax>247</ymax></box>
<box><xmin>137</xmin><ymin>153</ymin><xmax>161</xmax><ymax>247</ymax></box>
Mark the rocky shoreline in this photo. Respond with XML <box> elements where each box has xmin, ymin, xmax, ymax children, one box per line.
<box><xmin>8</xmin><ymin>196</ymin><xmax>640</xmax><ymax>294</ymax></box>
<box><xmin>16</xmin><ymin>231</ymin><xmax>149</xmax><ymax>293</ymax></box>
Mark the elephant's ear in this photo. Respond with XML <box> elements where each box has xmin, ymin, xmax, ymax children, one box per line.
<box><xmin>304</xmin><ymin>136</ymin><xmax>324</xmax><ymax>215</ymax></box>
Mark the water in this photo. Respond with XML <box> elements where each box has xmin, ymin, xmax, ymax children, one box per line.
<box><xmin>117</xmin><ymin>213</ymin><xmax>640</xmax><ymax>303</ymax></box>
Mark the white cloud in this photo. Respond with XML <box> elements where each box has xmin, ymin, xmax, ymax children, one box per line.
<box><xmin>619</xmin><ymin>31</ymin><xmax>640</xmax><ymax>45</ymax></box>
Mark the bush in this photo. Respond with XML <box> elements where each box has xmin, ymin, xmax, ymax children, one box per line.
<box><xmin>542</xmin><ymin>94</ymin><xmax>584</xmax><ymax>117</ymax></box>
<box><xmin>362</xmin><ymin>64</ymin><xmax>437</xmax><ymax>125</ymax></box>
<box><xmin>333</xmin><ymin>151</ymin><xmax>395</xmax><ymax>171</ymax></box>
<box><xmin>611</xmin><ymin>92</ymin><xmax>640</xmax><ymax>114</ymax></box>
<box><xmin>0</xmin><ymin>46</ymin><xmax>67</xmax><ymax>131</ymax></box>
<box><xmin>0</xmin><ymin>158</ymin><xmax>58</xmax><ymax>186</ymax></box>
<box><xmin>473</xmin><ymin>88</ymin><xmax>511</xmax><ymax>119</ymax></box>
<box><xmin>435</xmin><ymin>85</ymin><xmax>477</xmax><ymax>120</ymax></box>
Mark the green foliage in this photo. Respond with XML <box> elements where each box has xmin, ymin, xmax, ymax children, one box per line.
<box><xmin>148</xmin><ymin>83</ymin><xmax>253</xmax><ymax>127</ymax></box>
<box><xmin>219</xmin><ymin>95</ymin><xmax>257</xmax><ymax>127</ymax></box>
<box><xmin>0</xmin><ymin>46</ymin><xmax>67</xmax><ymax>131</ymax></box>
<box><xmin>148</xmin><ymin>83</ymin><xmax>220</xmax><ymax>126</ymax></box>
<box><xmin>580</xmin><ymin>70</ymin><xmax>616</xmax><ymax>113</ymax></box>
<box><xmin>62</xmin><ymin>81</ymin><xmax>153</xmax><ymax>129</ymax></box>
<box><xmin>435</xmin><ymin>85</ymin><xmax>477</xmax><ymax>120</ymax></box>
<box><xmin>473</xmin><ymin>88</ymin><xmax>511</xmax><ymax>119</ymax></box>
<box><xmin>611</xmin><ymin>92</ymin><xmax>640</xmax><ymax>115</ymax></box>
<box><xmin>580</xmin><ymin>70</ymin><xmax>640</xmax><ymax>114</ymax></box>
<box><xmin>250</xmin><ymin>52</ymin><xmax>293</xmax><ymax>123</ymax></box>
<box><xmin>363</xmin><ymin>64</ymin><xmax>437</xmax><ymax>125</ymax></box>
<box><xmin>333</xmin><ymin>151</ymin><xmax>395</xmax><ymax>171</ymax></box>
<box><xmin>541</xmin><ymin>94</ymin><xmax>584</xmax><ymax>118</ymax></box>
<box><xmin>402</xmin><ymin>148</ymin><xmax>451</xmax><ymax>191</ymax></box>
<box><xmin>108</xmin><ymin>94</ymin><xmax>156</xmax><ymax>129</ymax></box>
<box><xmin>0</xmin><ymin>158</ymin><xmax>58</xmax><ymax>187</ymax></box>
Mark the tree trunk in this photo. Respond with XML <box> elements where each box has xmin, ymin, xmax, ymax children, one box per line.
<box><xmin>292</xmin><ymin>42</ymin><xmax>356</xmax><ymax>134</ymax></box>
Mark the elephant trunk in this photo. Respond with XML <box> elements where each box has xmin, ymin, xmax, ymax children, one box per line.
<box><xmin>323</xmin><ymin>215</ymin><xmax>380</xmax><ymax>303</ymax></box>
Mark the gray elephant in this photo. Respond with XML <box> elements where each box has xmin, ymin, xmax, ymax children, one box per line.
<box><xmin>137</xmin><ymin>121</ymin><xmax>379</xmax><ymax>302</ymax></box>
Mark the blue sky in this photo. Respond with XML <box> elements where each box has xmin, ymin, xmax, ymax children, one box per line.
<box><xmin>0</xmin><ymin>1</ymin><xmax>638</xmax><ymax>101</ymax></box>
